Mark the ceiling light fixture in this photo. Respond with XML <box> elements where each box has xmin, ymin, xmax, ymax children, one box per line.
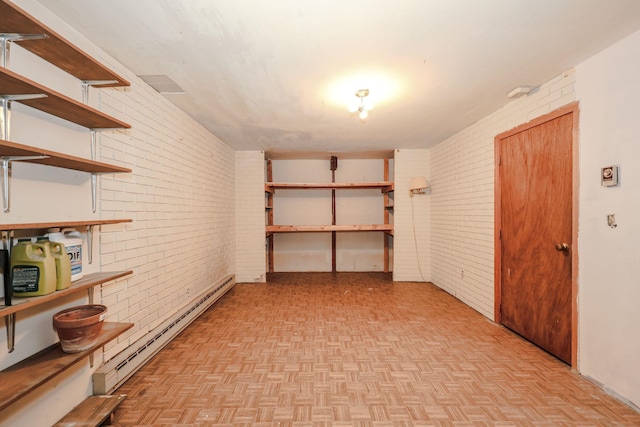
<box><xmin>352</xmin><ymin>89</ymin><xmax>370</xmax><ymax>119</ymax></box>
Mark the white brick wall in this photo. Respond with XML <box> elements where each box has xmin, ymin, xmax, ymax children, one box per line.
<box><xmin>96</xmin><ymin>57</ymin><xmax>236</xmax><ymax>355</ymax></box>
<box><xmin>235</xmin><ymin>151</ymin><xmax>266</xmax><ymax>282</ymax></box>
<box><xmin>393</xmin><ymin>149</ymin><xmax>431</xmax><ymax>281</ymax></box>
<box><xmin>430</xmin><ymin>70</ymin><xmax>576</xmax><ymax>319</ymax></box>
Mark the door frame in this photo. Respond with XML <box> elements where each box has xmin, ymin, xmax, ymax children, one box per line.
<box><xmin>494</xmin><ymin>102</ymin><xmax>580</xmax><ymax>367</ymax></box>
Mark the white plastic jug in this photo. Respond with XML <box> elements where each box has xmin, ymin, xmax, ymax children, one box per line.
<box><xmin>48</xmin><ymin>229</ymin><xmax>84</xmax><ymax>282</ymax></box>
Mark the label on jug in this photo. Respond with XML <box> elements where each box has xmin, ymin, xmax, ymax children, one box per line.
<box><xmin>11</xmin><ymin>265</ymin><xmax>40</xmax><ymax>293</ymax></box>
<box><xmin>67</xmin><ymin>244</ymin><xmax>82</xmax><ymax>277</ymax></box>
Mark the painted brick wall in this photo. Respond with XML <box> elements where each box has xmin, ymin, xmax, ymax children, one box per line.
<box><xmin>96</xmin><ymin>55</ymin><xmax>236</xmax><ymax>357</ymax></box>
<box><xmin>393</xmin><ymin>149</ymin><xmax>431</xmax><ymax>281</ymax></box>
<box><xmin>430</xmin><ymin>71</ymin><xmax>576</xmax><ymax>319</ymax></box>
<box><xmin>236</xmin><ymin>151</ymin><xmax>266</xmax><ymax>282</ymax></box>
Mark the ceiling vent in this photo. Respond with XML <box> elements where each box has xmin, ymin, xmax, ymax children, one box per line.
<box><xmin>138</xmin><ymin>74</ymin><xmax>185</xmax><ymax>94</ymax></box>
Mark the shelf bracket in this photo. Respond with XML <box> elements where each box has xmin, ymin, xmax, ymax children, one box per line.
<box><xmin>2</xmin><ymin>230</ymin><xmax>15</xmax><ymax>353</ymax></box>
<box><xmin>81</xmin><ymin>80</ymin><xmax>118</xmax><ymax>104</ymax></box>
<box><xmin>91</xmin><ymin>173</ymin><xmax>97</xmax><ymax>213</ymax></box>
<box><xmin>1</xmin><ymin>94</ymin><xmax>48</xmax><ymax>141</ymax></box>
<box><xmin>2</xmin><ymin>155</ymin><xmax>49</xmax><ymax>213</ymax></box>
<box><xmin>89</xmin><ymin>129</ymin><xmax>112</xmax><ymax>213</ymax></box>
<box><xmin>0</xmin><ymin>33</ymin><xmax>48</xmax><ymax>68</ymax></box>
<box><xmin>4</xmin><ymin>313</ymin><xmax>15</xmax><ymax>353</ymax></box>
<box><xmin>86</xmin><ymin>224</ymin><xmax>95</xmax><ymax>264</ymax></box>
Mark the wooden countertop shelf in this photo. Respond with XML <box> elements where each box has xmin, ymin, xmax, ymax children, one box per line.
<box><xmin>265</xmin><ymin>181</ymin><xmax>394</xmax><ymax>193</ymax></box>
<box><xmin>0</xmin><ymin>139</ymin><xmax>131</xmax><ymax>173</ymax></box>
<box><xmin>0</xmin><ymin>0</ymin><xmax>129</xmax><ymax>87</ymax></box>
<box><xmin>0</xmin><ymin>271</ymin><xmax>133</xmax><ymax>316</ymax></box>
<box><xmin>0</xmin><ymin>68</ymin><xmax>130</xmax><ymax>129</ymax></box>
<box><xmin>0</xmin><ymin>322</ymin><xmax>134</xmax><ymax>412</ymax></box>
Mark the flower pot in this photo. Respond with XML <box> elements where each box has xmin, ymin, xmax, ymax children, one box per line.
<box><xmin>53</xmin><ymin>304</ymin><xmax>107</xmax><ymax>353</ymax></box>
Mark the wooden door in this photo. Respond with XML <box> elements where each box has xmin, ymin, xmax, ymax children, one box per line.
<box><xmin>496</xmin><ymin>106</ymin><xmax>575</xmax><ymax>364</ymax></box>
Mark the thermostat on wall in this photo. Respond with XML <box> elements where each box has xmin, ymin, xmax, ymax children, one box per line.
<box><xmin>601</xmin><ymin>165</ymin><xmax>619</xmax><ymax>187</ymax></box>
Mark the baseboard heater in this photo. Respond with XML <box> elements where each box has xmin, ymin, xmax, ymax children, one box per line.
<box><xmin>93</xmin><ymin>274</ymin><xmax>235</xmax><ymax>394</ymax></box>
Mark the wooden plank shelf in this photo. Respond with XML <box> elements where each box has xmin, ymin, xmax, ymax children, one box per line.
<box><xmin>266</xmin><ymin>224</ymin><xmax>393</xmax><ymax>235</ymax></box>
<box><xmin>1</xmin><ymin>139</ymin><xmax>131</xmax><ymax>173</ymax></box>
<box><xmin>0</xmin><ymin>67</ymin><xmax>130</xmax><ymax>129</ymax></box>
<box><xmin>0</xmin><ymin>322</ymin><xmax>134</xmax><ymax>412</ymax></box>
<box><xmin>265</xmin><ymin>181</ymin><xmax>394</xmax><ymax>193</ymax></box>
<box><xmin>0</xmin><ymin>0</ymin><xmax>129</xmax><ymax>88</ymax></box>
<box><xmin>0</xmin><ymin>271</ymin><xmax>132</xmax><ymax>316</ymax></box>
<box><xmin>54</xmin><ymin>394</ymin><xmax>127</xmax><ymax>427</ymax></box>
<box><xmin>0</xmin><ymin>218</ymin><xmax>132</xmax><ymax>232</ymax></box>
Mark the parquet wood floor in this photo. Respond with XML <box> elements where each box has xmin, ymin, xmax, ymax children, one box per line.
<box><xmin>112</xmin><ymin>272</ymin><xmax>640</xmax><ymax>426</ymax></box>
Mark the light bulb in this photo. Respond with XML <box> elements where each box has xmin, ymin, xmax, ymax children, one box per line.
<box><xmin>359</xmin><ymin>108</ymin><xmax>368</xmax><ymax>119</ymax></box>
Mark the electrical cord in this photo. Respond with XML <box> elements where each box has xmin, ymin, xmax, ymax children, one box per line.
<box><xmin>410</xmin><ymin>195</ymin><xmax>427</xmax><ymax>282</ymax></box>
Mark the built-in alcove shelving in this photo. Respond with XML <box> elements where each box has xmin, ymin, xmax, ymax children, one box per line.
<box><xmin>265</xmin><ymin>158</ymin><xmax>394</xmax><ymax>272</ymax></box>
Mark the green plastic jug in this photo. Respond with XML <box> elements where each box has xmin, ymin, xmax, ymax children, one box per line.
<box><xmin>10</xmin><ymin>242</ymin><xmax>57</xmax><ymax>297</ymax></box>
<box><xmin>37</xmin><ymin>239</ymin><xmax>72</xmax><ymax>291</ymax></box>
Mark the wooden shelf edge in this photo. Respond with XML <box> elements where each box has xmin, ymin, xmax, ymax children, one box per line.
<box><xmin>265</xmin><ymin>182</ymin><xmax>394</xmax><ymax>192</ymax></box>
<box><xmin>266</xmin><ymin>224</ymin><xmax>394</xmax><ymax>233</ymax></box>
<box><xmin>0</xmin><ymin>322</ymin><xmax>134</xmax><ymax>412</ymax></box>
<box><xmin>0</xmin><ymin>139</ymin><xmax>131</xmax><ymax>173</ymax></box>
<box><xmin>0</xmin><ymin>271</ymin><xmax>133</xmax><ymax>316</ymax></box>
<box><xmin>0</xmin><ymin>0</ymin><xmax>129</xmax><ymax>87</ymax></box>
<box><xmin>1</xmin><ymin>218</ymin><xmax>132</xmax><ymax>232</ymax></box>
<box><xmin>0</xmin><ymin>67</ymin><xmax>131</xmax><ymax>129</ymax></box>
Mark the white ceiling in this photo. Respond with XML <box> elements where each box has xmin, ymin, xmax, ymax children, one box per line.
<box><xmin>39</xmin><ymin>0</ymin><xmax>640</xmax><ymax>158</ymax></box>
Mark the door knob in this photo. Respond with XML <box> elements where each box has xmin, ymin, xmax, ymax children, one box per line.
<box><xmin>555</xmin><ymin>243</ymin><xmax>569</xmax><ymax>251</ymax></box>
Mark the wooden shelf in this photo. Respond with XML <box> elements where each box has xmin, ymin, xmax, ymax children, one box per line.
<box><xmin>0</xmin><ymin>67</ymin><xmax>130</xmax><ymax>129</ymax></box>
<box><xmin>265</xmin><ymin>181</ymin><xmax>394</xmax><ymax>193</ymax></box>
<box><xmin>1</xmin><ymin>139</ymin><xmax>131</xmax><ymax>173</ymax></box>
<box><xmin>266</xmin><ymin>224</ymin><xmax>393</xmax><ymax>235</ymax></box>
<box><xmin>0</xmin><ymin>218</ymin><xmax>132</xmax><ymax>232</ymax></box>
<box><xmin>0</xmin><ymin>0</ymin><xmax>129</xmax><ymax>88</ymax></box>
<box><xmin>0</xmin><ymin>322</ymin><xmax>133</xmax><ymax>412</ymax></box>
<box><xmin>0</xmin><ymin>271</ymin><xmax>132</xmax><ymax>316</ymax></box>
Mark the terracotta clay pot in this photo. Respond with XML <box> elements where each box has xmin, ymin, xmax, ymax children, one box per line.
<box><xmin>53</xmin><ymin>304</ymin><xmax>107</xmax><ymax>353</ymax></box>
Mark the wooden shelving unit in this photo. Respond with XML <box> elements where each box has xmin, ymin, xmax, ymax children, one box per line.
<box><xmin>265</xmin><ymin>160</ymin><xmax>394</xmax><ymax>272</ymax></box>
<box><xmin>0</xmin><ymin>67</ymin><xmax>130</xmax><ymax>129</ymax></box>
<box><xmin>0</xmin><ymin>139</ymin><xmax>131</xmax><ymax>173</ymax></box>
<box><xmin>0</xmin><ymin>322</ymin><xmax>134</xmax><ymax>412</ymax></box>
<box><xmin>0</xmin><ymin>0</ymin><xmax>129</xmax><ymax>87</ymax></box>
<box><xmin>0</xmin><ymin>2</ymin><xmax>135</xmax><ymax>416</ymax></box>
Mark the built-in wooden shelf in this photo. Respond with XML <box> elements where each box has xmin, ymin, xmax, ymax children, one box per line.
<box><xmin>0</xmin><ymin>271</ymin><xmax>132</xmax><ymax>316</ymax></box>
<box><xmin>0</xmin><ymin>139</ymin><xmax>131</xmax><ymax>173</ymax></box>
<box><xmin>0</xmin><ymin>218</ymin><xmax>132</xmax><ymax>232</ymax></box>
<box><xmin>0</xmin><ymin>322</ymin><xmax>133</xmax><ymax>412</ymax></box>
<box><xmin>0</xmin><ymin>0</ymin><xmax>129</xmax><ymax>88</ymax></box>
<box><xmin>0</xmin><ymin>67</ymin><xmax>130</xmax><ymax>129</ymax></box>
<box><xmin>265</xmin><ymin>181</ymin><xmax>394</xmax><ymax>193</ymax></box>
<box><xmin>266</xmin><ymin>224</ymin><xmax>393</xmax><ymax>235</ymax></box>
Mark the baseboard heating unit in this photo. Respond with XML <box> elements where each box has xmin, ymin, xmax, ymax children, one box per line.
<box><xmin>93</xmin><ymin>274</ymin><xmax>235</xmax><ymax>394</ymax></box>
